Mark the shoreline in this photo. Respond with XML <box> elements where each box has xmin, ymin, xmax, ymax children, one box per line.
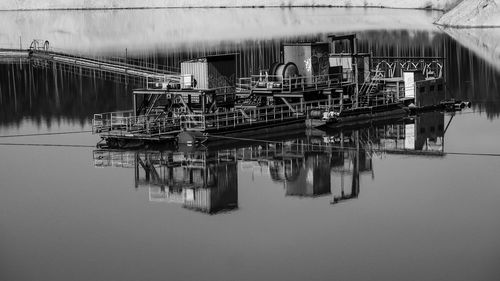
<box><xmin>0</xmin><ymin>0</ymin><xmax>460</xmax><ymax>12</ymax></box>
<box><xmin>0</xmin><ymin>5</ymin><xmax>446</xmax><ymax>12</ymax></box>
<box><xmin>436</xmin><ymin>23</ymin><xmax>500</xmax><ymax>28</ymax></box>
<box><xmin>0</xmin><ymin>5</ymin><xmax>495</xmax><ymax>30</ymax></box>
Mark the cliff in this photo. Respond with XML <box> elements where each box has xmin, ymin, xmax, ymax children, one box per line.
<box><xmin>437</xmin><ymin>0</ymin><xmax>500</xmax><ymax>27</ymax></box>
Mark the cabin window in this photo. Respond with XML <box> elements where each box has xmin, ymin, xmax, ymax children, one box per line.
<box><xmin>419</xmin><ymin>86</ymin><xmax>426</xmax><ymax>93</ymax></box>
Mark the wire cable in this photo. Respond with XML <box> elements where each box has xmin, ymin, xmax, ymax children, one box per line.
<box><xmin>0</xmin><ymin>131</ymin><xmax>499</xmax><ymax>157</ymax></box>
<box><xmin>0</xmin><ymin>130</ymin><xmax>92</xmax><ymax>138</ymax></box>
<box><xmin>0</xmin><ymin>142</ymin><xmax>94</xmax><ymax>148</ymax></box>
<box><xmin>205</xmin><ymin>134</ymin><xmax>500</xmax><ymax>158</ymax></box>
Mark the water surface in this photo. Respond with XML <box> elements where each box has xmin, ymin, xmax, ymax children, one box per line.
<box><xmin>1</xmin><ymin>7</ymin><xmax>500</xmax><ymax>281</ymax></box>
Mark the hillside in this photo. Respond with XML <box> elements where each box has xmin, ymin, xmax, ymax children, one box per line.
<box><xmin>437</xmin><ymin>0</ymin><xmax>500</xmax><ymax>27</ymax></box>
<box><xmin>0</xmin><ymin>8</ymin><xmax>441</xmax><ymax>54</ymax></box>
<box><xmin>0</xmin><ymin>0</ymin><xmax>461</xmax><ymax>11</ymax></box>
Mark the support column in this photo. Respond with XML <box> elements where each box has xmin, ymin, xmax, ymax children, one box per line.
<box><xmin>134</xmin><ymin>153</ymin><xmax>139</xmax><ymax>188</ymax></box>
<box><xmin>133</xmin><ymin>93</ymin><xmax>137</xmax><ymax>117</ymax></box>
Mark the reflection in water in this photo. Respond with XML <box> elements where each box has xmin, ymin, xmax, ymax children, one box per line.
<box><xmin>281</xmin><ymin>152</ymin><xmax>332</xmax><ymax>197</ymax></box>
<box><xmin>0</xmin><ymin>61</ymin><xmax>133</xmax><ymax>127</ymax></box>
<box><xmin>95</xmin><ymin>149</ymin><xmax>238</xmax><ymax>214</ymax></box>
<box><xmin>441</xmin><ymin>27</ymin><xmax>500</xmax><ymax>72</ymax></box>
<box><xmin>93</xmin><ymin>111</ymin><xmax>447</xmax><ymax>213</ymax></box>
<box><xmin>444</xmin><ymin>37</ymin><xmax>500</xmax><ymax>119</ymax></box>
<box><xmin>1</xmin><ymin>10</ymin><xmax>499</xmax><ymax>280</ymax></box>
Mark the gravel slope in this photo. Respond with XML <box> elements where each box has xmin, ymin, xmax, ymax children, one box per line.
<box><xmin>437</xmin><ymin>0</ymin><xmax>500</xmax><ymax>27</ymax></box>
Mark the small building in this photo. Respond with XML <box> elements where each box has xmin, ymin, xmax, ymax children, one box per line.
<box><xmin>415</xmin><ymin>78</ymin><xmax>446</xmax><ymax>107</ymax></box>
<box><xmin>180</xmin><ymin>54</ymin><xmax>236</xmax><ymax>92</ymax></box>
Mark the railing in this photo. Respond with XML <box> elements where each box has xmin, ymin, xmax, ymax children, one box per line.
<box><xmin>29</xmin><ymin>39</ymin><xmax>50</xmax><ymax>51</ymax></box>
<box><xmin>358</xmin><ymin>70</ymin><xmax>385</xmax><ymax>105</ymax></box>
<box><xmin>45</xmin><ymin>53</ymin><xmax>180</xmax><ymax>82</ymax></box>
<box><xmin>36</xmin><ymin>44</ymin><xmax>179</xmax><ymax>74</ymax></box>
<box><xmin>93</xmin><ymin>110</ymin><xmax>134</xmax><ymax>132</ymax></box>
<box><xmin>372</xmin><ymin>57</ymin><xmax>444</xmax><ymax>79</ymax></box>
<box><xmin>92</xmin><ymin>111</ymin><xmax>181</xmax><ymax>137</ymax></box>
<box><xmin>25</xmin><ymin>41</ymin><xmax>181</xmax><ymax>85</ymax></box>
<box><xmin>180</xmin><ymin>99</ymin><xmax>335</xmax><ymax>131</ymax></box>
<box><xmin>238</xmin><ymin>72</ymin><xmax>353</xmax><ymax>94</ymax></box>
<box><xmin>93</xmin><ymin>150</ymin><xmax>136</xmax><ymax>168</ymax></box>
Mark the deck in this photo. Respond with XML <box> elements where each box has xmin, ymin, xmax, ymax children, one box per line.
<box><xmin>92</xmin><ymin>99</ymin><xmax>335</xmax><ymax>143</ymax></box>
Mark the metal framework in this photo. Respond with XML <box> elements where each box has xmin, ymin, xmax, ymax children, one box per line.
<box><xmin>372</xmin><ymin>57</ymin><xmax>445</xmax><ymax>79</ymax></box>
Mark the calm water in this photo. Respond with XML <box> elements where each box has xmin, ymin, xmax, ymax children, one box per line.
<box><xmin>1</xmin><ymin>8</ymin><xmax>500</xmax><ymax>281</ymax></box>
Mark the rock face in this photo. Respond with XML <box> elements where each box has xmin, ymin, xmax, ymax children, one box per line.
<box><xmin>437</xmin><ymin>0</ymin><xmax>500</xmax><ymax>27</ymax></box>
<box><xmin>0</xmin><ymin>0</ymin><xmax>461</xmax><ymax>11</ymax></box>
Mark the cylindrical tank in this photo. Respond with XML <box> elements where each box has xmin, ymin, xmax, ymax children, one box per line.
<box><xmin>309</xmin><ymin>109</ymin><xmax>324</xmax><ymax>119</ymax></box>
<box><xmin>270</xmin><ymin>62</ymin><xmax>299</xmax><ymax>82</ymax></box>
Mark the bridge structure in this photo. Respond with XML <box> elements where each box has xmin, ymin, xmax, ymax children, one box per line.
<box><xmin>0</xmin><ymin>39</ymin><xmax>181</xmax><ymax>86</ymax></box>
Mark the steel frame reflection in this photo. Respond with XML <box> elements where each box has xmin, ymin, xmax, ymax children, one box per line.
<box><xmin>93</xmin><ymin>111</ymin><xmax>447</xmax><ymax>214</ymax></box>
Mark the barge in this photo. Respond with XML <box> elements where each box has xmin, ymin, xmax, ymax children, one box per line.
<box><xmin>91</xmin><ymin>34</ymin><xmax>458</xmax><ymax>148</ymax></box>
<box><xmin>93</xmin><ymin>35</ymin><xmax>364</xmax><ymax>147</ymax></box>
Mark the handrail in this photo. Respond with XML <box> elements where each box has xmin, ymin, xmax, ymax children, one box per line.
<box><xmin>40</xmin><ymin>47</ymin><xmax>180</xmax><ymax>75</ymax></box>
<box><xmin>92</xmin><ymin>111</ymin><xmax>182</xmax><ymax>136</ymax></box>
<box><xmin>28</xmin><ymin>45</ymin><xmax>181</xmax><ymax>85</ymax></box>
<box><xmin>373</xmin><ymin>58</ymin><xmax>443</xmax><ymax>79</ymax></box>
<box><xmin>179</xmin><ymin>99</ymin><xmax>333</xmax><ymax>131</ymax></box>
<box><xmin>93</xmin><ymin>96</ymin><xmax>337</xmax><ymax>136</ymax></box>
<box><xmin>238</xmin><ymin>72</ymin><xmax>352</xmax><ymax>94</ymax></box>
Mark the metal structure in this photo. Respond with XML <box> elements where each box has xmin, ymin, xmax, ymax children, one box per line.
<box><xmin>94</xmin><ymin>148</ymin><xmax>238</xmax><ymax>214</ymax></box>
<box><xmin>1</xmin><ymin>40</ymin><xmax>180</xmax><ymax>86</ymax></box>
<box><xmin>89</xmin><ymin>33</ymin><xmax>450</xmax><ymax>146</ymax></box>
<box><xmin>0</xmin><ymin>37</ymin><xmax>450</xmax><ymax>147</ymax></box>
<box><xmin>372</xmin><ymin>57</ymin><xmax>444</xmax><ymax>79</ymax></box>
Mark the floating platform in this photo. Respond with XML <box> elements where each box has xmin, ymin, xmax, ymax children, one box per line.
<box><xmin>85</xmin><ymin>34</ymin><xmax>456</xmax><ymax>148</ymax></box>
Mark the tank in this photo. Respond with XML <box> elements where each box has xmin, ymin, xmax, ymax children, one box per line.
<box><xmin>283</xmin><ymin>42</ymin><xmax>330</xmax><ymax>84</ymax></box>
<box><xmin>269</xmin><ymin>62</ymin><xmax>299</xmax><ymax>82</ymax></box>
